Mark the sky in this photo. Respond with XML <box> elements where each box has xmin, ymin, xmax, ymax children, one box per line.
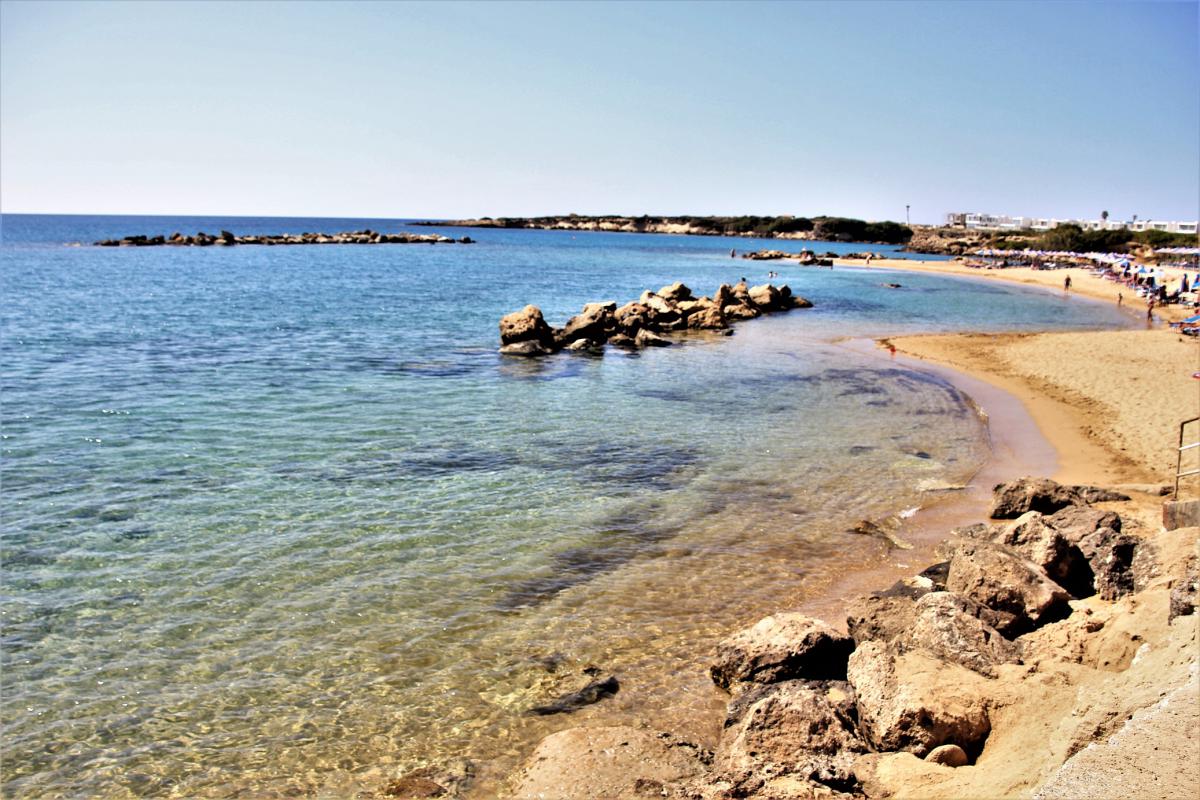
<box><xmin>1</xmin><ymin>0</ymin><xmax>1197</xmax><ymax>224</ymax></box>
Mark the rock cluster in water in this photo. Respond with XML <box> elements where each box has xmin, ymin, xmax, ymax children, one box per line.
<box><xmin>741</xmin><ymin>249</ymin><xmax>834</xmax><ymax>265</ymax></box>
<box><xmin>498</xmin><ymin>280</ymin><xmax>813</xmax><ymax>356</ymax></box>
<box><xmin>94</xmin><ymin>229</ymin><xmax>474</xmax><ymax>247</ymax></box>
<box><xmin>497</xmin><ymin>476</ymin><xmax>1182</xmax><ymax>800</ymax></box>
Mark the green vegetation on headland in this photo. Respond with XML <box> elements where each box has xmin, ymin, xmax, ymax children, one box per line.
<box><xmin>415</xmin><ymin>215</ymin><xmax>914</xmax><ymax>244</ymax></box>
<box><xmin>986</xmin><ymin>224</ymin><xmax>1196</xmax><ymax>252</ymax></box>
<box><xmin>907</xmin><ymin>224</ymin><xmax>1197</xmax><ymax>256</ymax></box>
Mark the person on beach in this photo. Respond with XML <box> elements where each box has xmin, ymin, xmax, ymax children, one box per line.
<box><xmin>1064</xmin><ymin>275</ymin><xmax>1071</xmax><ymax>291</ymax></box>
<box><xmin>1118</xmin><ymin>292</ymin><xmax>1123</xmax><ymax>306</ymax></box>
<box><xmin>1147</xmin><ymin>296</ymin><xmax>1155</xmax><ymax>321</ymax></box>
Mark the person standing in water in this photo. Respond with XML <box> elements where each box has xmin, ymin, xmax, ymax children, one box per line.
<box><xmin>1064</xmin><ymin>275</ymin><xmax>1072</xmax><ymax>290</ymax></box>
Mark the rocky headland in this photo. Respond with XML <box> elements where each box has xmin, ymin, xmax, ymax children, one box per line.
<box><xmin>497</xmin><ymin>281</ymin><xmax>812</xmax><ymax>356</ymax></box>
<box><xmin>94</xmin><ymin>229</ymin><xmax>473</xmax><ymax>247</ymax></box>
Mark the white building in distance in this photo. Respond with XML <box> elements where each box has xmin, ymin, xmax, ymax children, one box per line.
<box><xmin>944</xmin><ymin>212</ymin><xmax>1197</xmax><ymax>235</ymax></box>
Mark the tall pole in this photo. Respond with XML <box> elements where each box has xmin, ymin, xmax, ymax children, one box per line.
<box><xmin>906</xmin><ymin>205</ymin><xmax>910</xmax><ymax>225</ymax></box>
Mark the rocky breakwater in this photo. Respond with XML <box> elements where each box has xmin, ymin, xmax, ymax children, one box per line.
<box><xmin>497</xmin><ymin>281</ymin><xmax>813</xmax><ymax>356</ymax></box>
<box><xmin>94</xmin><ymin>229</ymin><xmax>473</xmax><ymax>247</ymax></box>
<box><xmin>495</xmin><ymin>477</ymin><xmax>1200</xmax><ymax>800</ymax></box>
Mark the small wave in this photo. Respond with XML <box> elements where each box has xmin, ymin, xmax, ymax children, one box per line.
<box><xmin>898</xmin><ymin>506</ymin><xmax>920</xmax><ymax>519</ymax></box>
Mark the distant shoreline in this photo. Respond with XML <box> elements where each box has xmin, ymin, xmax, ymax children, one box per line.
<box><xmin>413</xmin><ymin>214</ymin><xmax>915</xmax><ymax>246</ymax></box>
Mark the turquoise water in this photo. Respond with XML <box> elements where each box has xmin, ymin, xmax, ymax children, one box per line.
<box><xmin>1</xmin><ymin>215</ymin><xmax>1131</xmax><ymax>797</ymax></box>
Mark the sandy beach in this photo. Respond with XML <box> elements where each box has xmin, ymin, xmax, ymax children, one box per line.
<box><xmin>852</xmin><ymin>257</ymin><xmax>1200</xmax><ymax>486</ymax></box>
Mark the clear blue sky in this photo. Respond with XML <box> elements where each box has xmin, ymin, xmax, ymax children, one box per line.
<box><xmin>2</xmin><ymin>0</ymin><xmax>1197</xmax><ymax>223</ymax></box>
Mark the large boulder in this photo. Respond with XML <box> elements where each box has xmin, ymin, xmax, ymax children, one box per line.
<box><xmin>613</xmin><ymin>301</ymin><xmax>652</xmax><ymax>334</ymax></box>
<box><xmin>900</xmin><ymin>592</ymin><xmax>1021</xmax><ymax>676</ymax></box>
<box><xmin>499</xmin><ymin>305</ymin><xmax>557</xmax><ymax>352</ymax></box>
<box><xmin>713</xmin><ymin>680</ymin><xmax>867</xmax><ymax>795</ymax></box>
<box><xmin>990</xmin><ymin>478</ymin><xmax>1129</xmax><ymax>519</ymax></box>
<box><xmin>657</xmin><ymin>281</ymin><xmax>694</xmax><ymax>302</ymax></box>
<box><xmin>639</xmin><ymin>292</ymin><xmax>682</xmax><ymax>326</ymax></box>
<box><xmin>1075</xmin><ymin>528</ymin><xmax>1140</xmax><ymax>601</ymax></box>
<box><xmin>748</xmin><ymin>284</ymin><xmax>784</xmax><ymax>311</ymax></box>
<box><xmin>993</xmin><ymin>512</ymin><xmax>1095</xmax><ymax>598</ymax></box>
<box><xmin>846</xmin><ymin>594</ymin><xmax>922</xmax><ymax>646</ymax></box>
<box><xmin>634</xmin><ymin>329</ymin><xmax>671</xmax><ymax>348</ymax></box>
<box><xmin>847</xmin><ymin>641</ymin><xmax>991</xmax><ymax>758</ymax></box>
<box><xmin>713</xmin><ymin>283</ymin><xmax>735</xmax><ymax>309</ymax></box>
<box><xmin>731</xmin><ymin>281</ymin><xmax>752</xmax><ymax>305</ymax></box>
<box><xmin>1045</xmin><ymin>505</ymin><xmax>1122</xmax><ymax>537</ymax></box>
<box><xmin>509</xmin><ymin>726</ymin><xmax>709</xmax><ymax>800</ymax></box>
<box><xmin>686</xmin><ymin>305</ymin><xmax>727</xmax><ymax>330</ymax></box>
<box><xmin>791</xmin><ymin>295</ymin><xmax>814</xmax><ymax>309</ymax></box>
<box><xmin>945</xmin><ymin>540</ymin><xmax>1072</xmax><ymax>637</ymax></box>
<box><xmin>557</xmin><ymin>302</ymin><xmax>615</xmax><ymax>346</ymax></box>
<box><xmin>722</xmin><ymin>303</ymin><xmax>761</xmax><ymax>320</ymax></box>
<box><xmin>710</xmin><ymin>613</ymin><xmax>854</xmax><ymax>689</ymax></box>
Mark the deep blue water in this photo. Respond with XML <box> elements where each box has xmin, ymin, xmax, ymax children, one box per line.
<box><xmin>0</xmin><ymin>214</ymin><xmax>1131</xmax><ymax>798</ymax></box>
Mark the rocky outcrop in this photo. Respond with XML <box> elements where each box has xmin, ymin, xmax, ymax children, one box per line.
<box><xmin>499</xmin><ymin>281</ymin><xmax>811</xmax><ymax>356</ymax></box>
<box><xmin>847</xmin><ymin>641</ymin><xmax>991</xmax><ymax>757</ymax></box>
<box><xmin>95</xmin><ymin>229</ymin><xmax>467</xmax><ymax>247</ymax></box>
<box><xmin>903</xmin><ymin>225</ymin><xmax>988</xmax><ymax>256</ymax></box>
<box><xmin>498</xmin><ymin>305</ymin><xmax>557</xmax><ymax>356</ymax></box>
<box><xmin>709</xmin><ymin>680</ymin><xmax>867</xmax><ymax>796</ymax></box>
<box><xmin>1168</xmin><ymin>556</ymin><xmax>1198</xmax><ymax>622</ymax></box>
<box><xmin>945</xmin><ymin>539</ymin><xmax>1072</xmax><ymax>637</ymax></box>
<box><xmin>990</xmin><ymin>477</ymin><xmax>1129</xmax><ymax>519</ymax></box>
<box><xmin>528</xmin><ymin>676</ymin><xmax>619</xmax><ymax>716</ymax></box>
<box><xmin>501</xmin><ymin>479</ymin><xmax>1184</xmax><ymax>800</ymax></box>
<box><xmin>900</xmin><ymin>592</ymin><xmax>1021</xmax><ymax>676</ymax></box>
<box><xmin>710</xmin><ymin>613</ymin><xmax>854</xmax><ymax>689</ymax></box>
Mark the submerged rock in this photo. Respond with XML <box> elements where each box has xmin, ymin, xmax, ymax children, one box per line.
<box><xmin>510</xmin><ymin>726</ymin><xmax>710</xmax><ymax>800</ymax></box>
<box><xmin>527</xmin><ymin>675</ymin><xmax>619</xmax><ymax>715</ymax></box>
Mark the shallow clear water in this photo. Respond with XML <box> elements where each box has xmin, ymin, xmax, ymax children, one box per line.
<box><xmin>1</xmin><ymin>215</ymin><xmax>1131</xmax><ymax>797</ymax></box>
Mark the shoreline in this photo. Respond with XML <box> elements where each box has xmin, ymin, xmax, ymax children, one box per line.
<box><xmin>841</xmin><ymin>256</ymin><xmax>1198</xmax><ymax>485</ymax></box>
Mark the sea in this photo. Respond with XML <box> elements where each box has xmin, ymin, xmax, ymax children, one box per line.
<box><xmin>0</xmin><ymin>215</ymin><xmax>1133</xmax><ymax>798</ymax></box>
